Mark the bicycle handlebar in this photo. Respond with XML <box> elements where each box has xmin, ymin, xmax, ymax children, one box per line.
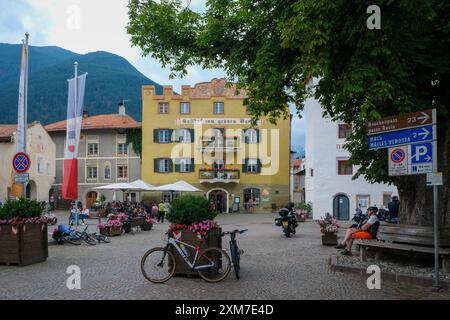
<box><xmin>222</xmin><ymin>229</ymin><xmax>248</xmax><ymax>235</ymax></box>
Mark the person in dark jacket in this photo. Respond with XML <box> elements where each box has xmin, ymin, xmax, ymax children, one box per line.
<box><xmin>388</xmin><ymin>196</ymin><xmax>400</xmax><ymax>223</ymax></box>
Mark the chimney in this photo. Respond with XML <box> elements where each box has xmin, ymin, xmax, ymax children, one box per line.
<box><xmin>118</xmin><ymin>102</ymin><xmax>126</xmax><ymax>115</ymax></box>
<box><xmin>82</xmin><ymin>110</ymin><xmax>89</xmax><ymax>118</ymax></box>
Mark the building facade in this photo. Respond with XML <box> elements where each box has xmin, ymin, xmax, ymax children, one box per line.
<box><xmin>45</xmin><ymin>108</ymin><xmax>141</xmax><ymax>208</ymax></box>
<box><xmin>292</xmin><ymin>158</ymin><xmax>306</xmax><ymax>204</ymax></box>
<box><xmin>304</xmin><ymin>94</ymin><xmax>398</xmax><ymax>221</ymax></box>
<box><xmin>0</xmin><ymin>122</ymin><xmax>56</xmax><ymax>203</ymax></box>
<box><xmin>141</xmin><ymin>79</ymin><xmax>291</xmax><ymax>213</ymax></box>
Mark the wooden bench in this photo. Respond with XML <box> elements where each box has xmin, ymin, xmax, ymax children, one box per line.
<box><xmin>354</xmin><ymin>223</ymin><xmax>450</xmax><ymax>272</ymax></box>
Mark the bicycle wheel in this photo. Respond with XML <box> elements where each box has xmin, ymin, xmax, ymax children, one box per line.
<box><xmin>99</xmin><ymin>235</ymin><xmax>111</xmax><ymax>243</ymax></box>
<box><xmin>65</xmin><ymin>236</ymin><xmax>82</xmax><ymax>245</ymax></box>
<box><xmin>141</xmin><ymin>247</ymin><xmax>175</xmax><ymax>283</ymax></box>
<box><xmin>76</xmin><ymin>232</ymin><xmax>97</xmax><ymax>246</ymax></box>
<box><xmin>196</xmin><ymin>247</ymin><xmax>231</xmax><ymax>283</ymax></box>
<box><xmin>230</xmin><ymin>242</ymin><xmax>241</xmax><ymax>280</ymax></box>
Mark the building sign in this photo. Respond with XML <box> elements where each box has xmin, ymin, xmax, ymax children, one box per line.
<box><xmin>367</xmin><ymin>109</ymin><xmax>433</xmax><ymax>135</ymax></box>
<box><xmin>176</xmin><ymin>118</ymin><xmax>262</xmax><ymax>126</ymax></box>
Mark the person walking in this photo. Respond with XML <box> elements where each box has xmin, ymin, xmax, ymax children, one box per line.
<box><xmin>157</xmin><ymin>200</ymin><xmax>166</xmax><ymax>223</ymax></box>
<box><xmin>151</xmin><ymin>202</ymin><xmax>159</xmax><ymax>219</ymax></box>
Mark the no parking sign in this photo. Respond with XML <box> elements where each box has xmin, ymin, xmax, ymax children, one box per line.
<box><xmin>388</xmin><ymin>146</ymin><xmax>408</xmax><ymax>176</ymax></box>
<box><xmin>12</xmin><ymin>152</ymin><xmax>31</xmax><ymax>174</ymax></box>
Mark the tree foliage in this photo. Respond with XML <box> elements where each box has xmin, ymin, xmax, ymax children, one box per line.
<box><xmin>128</xmin><ymin>0</ymin><xmax>450</xmax><ymax>224</ymax></box>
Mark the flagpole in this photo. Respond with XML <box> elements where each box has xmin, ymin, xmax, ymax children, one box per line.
<box><xmin>74</xmin><ymin>61</ymin><xmax>78</xmax><ymax>202</ymax></box>
<box><xmin>24</xmin><ymin>32</ymin><xmax>29</xmax><ymax>153</ymax></box>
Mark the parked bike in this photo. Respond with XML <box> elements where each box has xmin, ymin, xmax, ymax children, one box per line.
<box><xmin>222</xmin><ymin>229</ymin><xmax>248</xmax><ymax>280</ymax></box>
<box><xmin>52</xmin><ymin>225</ymin><xmax>82</xmax><ymax>245</ymax></box>
<box><xmin>275</xmin><ymin>208</ymin><xmax>298</xmax><ymax>237</ymax></box>
<box><xmin>141</xmin><ymin>230</ymin><xmax>231</xmax><ymax>283</ymax></box>
<box><xmin>90</xmin><ymin>232</ymin><xmax>111</xmax><ymax>243</ymax></box>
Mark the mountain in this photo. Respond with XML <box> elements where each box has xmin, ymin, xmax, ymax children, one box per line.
<box><xmin>0</xmin><ymin>44</ymin><xmax>163</xmax><ymax>124</ymax></box>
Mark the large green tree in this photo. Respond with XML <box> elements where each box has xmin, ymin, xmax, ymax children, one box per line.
<box><xmin>127</xmin><ymin>0</ymin><xmax>450</xmax><ymax>226</ymax></box>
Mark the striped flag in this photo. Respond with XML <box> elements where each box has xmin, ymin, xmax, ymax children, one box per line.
<box><xmin>16</xmin><ymin>40</ymin><xmax>28</xmax><ymax>153</ymax></box>
<box><xmin>62</xmin><ymin>73</ymin><xmax>87</xmax><ymax>200</ymax></box>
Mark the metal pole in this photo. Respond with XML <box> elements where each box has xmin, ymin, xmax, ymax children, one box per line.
<box><xmin>22</xmin><ymin>32</ymin><xmax>29</xmax><ymax>199</ymax></box>
<box><xmin>74</xmin><ymin>62</ymin><xmax>78</xmax><ymax>205</ymax></box>
<box><xmin>433</xmin><ymin>184</ymin><xmax>440</xmax><ymax>289</ymax></box>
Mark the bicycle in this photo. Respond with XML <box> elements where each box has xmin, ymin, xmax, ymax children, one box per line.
<box><xmin>90</xmin><ymin>232</ymin><xmax>111</xmax><ymax>243</ymax></box>
<box><xmin>74</xmin><ymin>225</ymin><xmax>98</xmax><ymax>246</ymax></box>
<box><xmin>52</xmin><ymin>225</ymin><xmax>82</xmax><ymax>245</ymax></box>
<box><xmin>141</xmin><ymin>230</ymin><xmax>231</xmax><ymax>283</ymax></box>
<box><xmin>222</xmin><ymin>229</ymin><xmax>248</xmax><ymax>280</ymax></box>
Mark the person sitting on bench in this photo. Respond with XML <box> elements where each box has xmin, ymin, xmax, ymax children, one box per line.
<box><xmin>336</xmin><ymin>207</ymin><xmax>380</xmax><ymax>256</ymax></box>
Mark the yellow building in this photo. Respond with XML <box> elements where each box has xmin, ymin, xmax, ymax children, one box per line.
<box><xmin>141</xmin><ymin>79</ymin><xmax>291</xmax><ymax>213</ymax></box>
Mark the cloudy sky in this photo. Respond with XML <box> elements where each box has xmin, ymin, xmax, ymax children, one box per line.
<box><xmin>0</xmin><ymin>0</ymin><xmax>304</xmax><ymax>156</ymax></box>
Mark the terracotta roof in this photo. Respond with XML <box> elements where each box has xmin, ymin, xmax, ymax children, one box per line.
<box><xmin>45</xmin><ymin>114</ymin><xmax>141</xmax><ymax>132</ymax></box>
<box><xmin>0</xmin><ymin>125</ymin><xmax>17</xmax><ymax>140</ymax></box>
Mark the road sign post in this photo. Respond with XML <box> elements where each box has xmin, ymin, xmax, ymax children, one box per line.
<box><xmin>368</xmin><ymin>108</ymin><xmax>441</xmax><ymax>289</ymax></box>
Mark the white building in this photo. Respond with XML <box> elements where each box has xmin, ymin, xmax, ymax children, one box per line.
<box><xmin>304</xmin><ymin>95</ymin><xmax>398</xmax><ymax>221</ymax></box>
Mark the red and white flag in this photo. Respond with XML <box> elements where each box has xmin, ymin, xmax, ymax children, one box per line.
<box><xmin>62</xmin><ymin>72</ymin><xmax>87</xmax><ymax>200</ymax></box>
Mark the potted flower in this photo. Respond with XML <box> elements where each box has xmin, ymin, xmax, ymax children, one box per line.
<box><xmin>165</xmin><ymin>195</ymin><xmax>220</xmax><ymax>275</ymax></box>
<box><xmin>0</xmin><ymin>198</ymin><xmax>48</xmax><ymax>266</ymax></box>
<box><xmin>141</xmin><ymin>216</ymin><xmax>155</xmax><ymax>231</ymax></box>
<box><xmin>317</xmin><ymin>213</ymin><xmax>340</xmax><ymax>245</ymax></box>
<box><xmin>294</xmin><ymin>202</ymin><xmax>312</xmax><ymax>222</ymax></box>
<box><xmin>98</xmin><ymin>219</ymin><xmax>123</xmax><ymax>236</ymax></box>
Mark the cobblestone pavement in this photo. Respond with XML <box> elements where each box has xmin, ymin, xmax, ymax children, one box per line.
<box><xmin>1</xmin><ymin>211</ymin><xmax>449</xmax><ymax>300</ymax></box>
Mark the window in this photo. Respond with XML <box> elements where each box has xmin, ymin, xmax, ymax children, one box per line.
<box><xmin>104</xmin><ymin>164</ymin><xmax>111</xmax><ymax>180</ymax></box>
<box><xmin>173</xmin><ymin>129</ymin><xmax>192</xmax><ymax>143</ymax></box>
<box><xmin>383</xmin><ymin>193</ymin><xmax>392</xmax><ymax>207</ymax></box>
<box><xmin>158</xmin><ymin>159</ymin><xmax>170</xmax><ymax>173</ymax></box>
<box><xmin>88</xmin><ymin>143</ymin><xmax>98</xmax><ymax>156</ymax></box>
<box><xmin>37</xmin><ymin>157</ymin><xmax>43</xmax><ymax>174</ymax></box>
<box><xmin>247</xmin><ymin>159</ymin><xmax>258</xmax><ymax>173</ymax></box>
<box><xmin>179</xmin><ymin>158</ymin><xmax>192</xmax><ymax>173</ymax></box>
<box><xmin>118</xmin><ymin>166</ymin><xmax>128</xmax><ymax>179</ymax></box>
<box><xmin>244</xmin><ymin>188</ymin><xmax>260</xmax><ymax>208</ymax></box>
<box><xmin>158</xmin><ymin>102</ymin><xmax>169</xmax><ymax>114</ymax></box>
<box><xmin>338</xmin><ymin>124</ymin><xmax>352</xmax><ymax>139</ymax></box>
<box><xmin>211</xmin><ymin>128</ymin><xmax>223</xmax><ymax>137</ymax></box>
<box><xmin>46</xmin><ymin>163</ymin><xmax>51</xmax><ymax>175</ymax></box>
<box><xmin>87</xmin><ymin>166</ymin><xmax>98</xmax><ymax>179</ymax></box>
<box><xmin>213</xmin><ymin>102</ymin><xmax>224</xmax><ymax>114</ymax></box>
<box><xmin>246</xmin><ymin>129</ymin><xmax>258</xmax><ymax>143</ymax></box>
<box><xmin>117</xmin><ymin>143</ymin><xmax>128</xmax><ymax>155</ymax></box>
<box><xmin>337</xmin><ymin>160</ymin><xmax>353</xmax><ymax>175</ymax></box>
<box><xmin>213</xmin><ymin>159</ymin><xmax>225</xmax><ymax>170</ymax></box>
<box><xmin>180</xmin><ymin>102</ymin><xmax>190</xmax><ymax>114</ymax></box>
<box><xmin>158</xmin><ymin>130</ymin><xmax>170</xmax><ymax>143</ymax></box>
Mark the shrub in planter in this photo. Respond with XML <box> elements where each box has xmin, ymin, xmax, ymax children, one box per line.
<box><xmin>295</xmin><ymin>202</ymin><xmax>312</xmax><ymax>220</ymax></box>
<box><xmin>165</xmin><ymin>196</ymin><xmax>221</xmax><ymax>276</ymax></box>
<box><xmin>0</xmin><ymin>198</ymin><xmax>48</xmax><ymax>266</ymax></box>
<box><xmin>166</xmin><ymin>195</ymin><xmax>217</xmax><ymax>225</ymax></box>
<box><xmin>317</xmin><ymin>213</ymin><xmax>340</xmax><ymax>246</ymax></box>
<box><xmin>141</xmin><ymin>217</ymin><xmax>155</xmax><ymax>231</ymax></box>
<box><xmin>98</xmin><ymin>220</ymin><xmax>123</xmax><ymax>236</ymax></box>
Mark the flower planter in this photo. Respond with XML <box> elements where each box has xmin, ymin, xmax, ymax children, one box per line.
<box><xmin>0</xmin><ymin>223</ymin><xmax>48</xmax><ymax>266</ymax></box>
<box><xmin>321</xmin><ymin>232</ymin><xmax>338</xmax><ymax>246</ymax></box>
<box><xmin>169</xmin><ymin>228</ymin><xmax>222</xmax><ymax>277</ymax></box>
<box><xmin>295</xmin><ymin>210</ymin><xmax>307</xmax><ymax>222</ymax></box>
<box><xmin>141</xmin><ymin>223</ymin><xmax>153</xmax><ymax>231</ymax></box>
<box><xmin>100</xmin><ymin>226</ymin><xmax>123</xmax><ymax>237</ymax></box>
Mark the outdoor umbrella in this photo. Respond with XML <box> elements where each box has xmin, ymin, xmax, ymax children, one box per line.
<box><xmin>94</xmin><ymin>183</ymin><xmax>142</xmax><ymax>201</ymax></box>
<box><xmin>149</xmin><ymin>180</ymin><xmax>200</xmax><ymax>200</ymax></box>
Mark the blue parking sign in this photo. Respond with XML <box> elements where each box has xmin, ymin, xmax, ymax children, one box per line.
<box><xmin>411</xmin><ymin>142</ymin><xmax>432</xmax><ymax>164</ymax></box>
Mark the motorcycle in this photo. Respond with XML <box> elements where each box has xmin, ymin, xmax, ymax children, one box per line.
<box><xmin>350</xmin><ymin>208</ymin><xmax>367</xmax><ymax>229</ymax></box>
<box><xmin>275</xmin><ymin>208</ymin><xmax>298</xmax><ymax>238</ymax></box>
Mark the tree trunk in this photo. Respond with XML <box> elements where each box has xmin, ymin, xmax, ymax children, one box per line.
<box><xmin>395</xmin><ymin>117</ymin><xmax>450</xmax><ymax>226</ymax></box>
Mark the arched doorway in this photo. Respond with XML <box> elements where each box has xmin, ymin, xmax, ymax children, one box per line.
<box><xmin>207</xmin><ymin>188</ymin><xmax>229</xmax><ymax>213</ymax></box>
<box><xmin>25</xmin><ymin>181</ymin><xmax>37</xmax><ymax>200</ymax></box>
<box><xmin>86</xmin><ymin>191</ymin><xmax>98</xmax><ymax>209</ymax></box>
<box><xmin>333</xmin><ymin>194</ymin><xmax>350</xmax><ymax>220</ymax></box>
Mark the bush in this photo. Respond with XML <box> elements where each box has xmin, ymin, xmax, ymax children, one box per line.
<box><xmin>295</xmin><ymin>202</ymin><xmax>312</xmax><ymax>214</ymax></box>
<box><xmin>166</xmin><ymin>195</ymin><xmax>217</xmax><ymax>225</ymax></box>
<box><xmin>0</xmin><ymin>198</ymin><xmax>43</xmax><ymax>220</ymax></box>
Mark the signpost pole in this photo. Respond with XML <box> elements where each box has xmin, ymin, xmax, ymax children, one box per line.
<box><xmin>22</xmin><ymin>32</ymin><xmax>29</xmax><ymax>199</ymax></box>
<box><xmin>431</xmin><ymin>109</ymin><xmax>440</xmax><ymax>289</ymax></box>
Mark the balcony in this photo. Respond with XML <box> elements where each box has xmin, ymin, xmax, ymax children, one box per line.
<box><xmin>199</xmin><ymin>169</ymin><xmax>240</xmax><ymax>184</ymax></box>
<box><xmin>198</xmin><ymin>136</ymin><xmax>240</xmax><ymax>151</ymax></box>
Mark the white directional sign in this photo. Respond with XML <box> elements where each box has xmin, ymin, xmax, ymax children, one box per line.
<box><xmin>388</xmin><ymin>142</ymin><xmax>434</xmax><ymax>176</ymax></box>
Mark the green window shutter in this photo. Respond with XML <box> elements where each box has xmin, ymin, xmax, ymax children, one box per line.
<box><xmin>189</xmin><ymin>129</ymin><xmax>195</xmax><ymax>142</ymax></box>
<box><xmin>242</xmin><ymin>129</ymin><xmax>248</xmax><ymax>144</ymax></box>
<box><xmin>257</xmin><ymin>129</ymin><xmax>262</xmax><ymax>143</ymax></box>
<box><xmin>168</xmin><ymin>129</ymin><xmax>174</xmax><ymax>142</ymax></box>
<box><xmin>168</xmin><ymin>159</ymin><xmax>174</xmax><ymax>172</ymax></box>
<box><xmin>175</xmin><ymin>163</ymin><xmax>180</xmax><ymax>173</ymax></box>
<box><xmin>154</xmin><ymin>159</ymin><xmax>159</xmax><ymax>173</ymax></box>
<box><xmin>242</xmin><ymin>158</ymin><xmax>248</xmax><ymax>173</ymax></box>
<box><xmin>153</xmin><ymin>129</ymin><xmax>159</xmax><ymax>143</ymax></box>
<box><xmin>257</xmin><ymin>159</ymin><xmax>262</xmax><ymax>173</ymax></box>
<box><xmin>190</xmin><ymin>158</ymin><xmax>195</xmax><ymax>172</ymax></box>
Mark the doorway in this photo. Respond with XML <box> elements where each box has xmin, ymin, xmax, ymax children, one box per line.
<box><xmin>86</xmin><ymin>191</ymin><xmax>98</xmax><ymax>209</ymax></box>
<box><xmin>333</xmin><ymin>194</ymin><xmax>350</xmax><ymax>220</ymax></box>
<box><xmin>25</xmin><ymin>181</ymin><xmax>37</xmax><ymax>200</ymax></box>
<box><xmin>208</xmin><ymin>189</ymin><xmax>229</xmax><ymax>213</ymax></box>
